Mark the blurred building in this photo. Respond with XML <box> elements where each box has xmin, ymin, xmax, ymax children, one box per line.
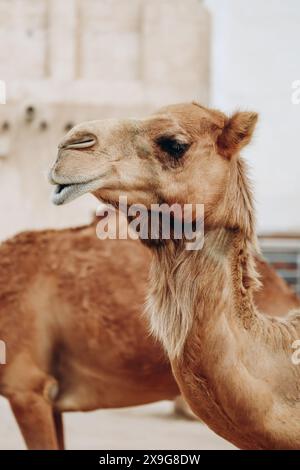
<box><xmin>0</xmin><ymin>0</ymin><xmax>210</xmax><ymax>240</ymax></box>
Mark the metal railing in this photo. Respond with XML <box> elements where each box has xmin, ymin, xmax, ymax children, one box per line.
<box><xmin>259</xmin><ymin>237</ymin><xmax>300</xmax><ymax>295</ymax></box>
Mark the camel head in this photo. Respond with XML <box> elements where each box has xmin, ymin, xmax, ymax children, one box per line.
<box><xmin>49</xmin><ymin>103</ymin><xmax>258</xmax><ymax>237</ymax></box>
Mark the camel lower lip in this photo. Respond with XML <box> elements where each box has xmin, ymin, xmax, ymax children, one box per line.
<box><xmin>51</xmin><ymin>178</ymin><xmax>103</xmax><ymax>205</ymax></box>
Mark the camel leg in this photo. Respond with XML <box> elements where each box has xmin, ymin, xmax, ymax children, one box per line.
<box><xmin>9</xmin><ymin>392</ymin><xmax>59</xmax><ymax>450</ymax></box>
<box><xmin>53</xmin><ymin>411</ymin><xmax>65</xmax><ymax>450</ymax></box>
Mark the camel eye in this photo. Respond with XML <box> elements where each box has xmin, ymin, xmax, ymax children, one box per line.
<box><xmin>156</xmin><ymin>137</ymin><xmax>189</xmax><ymax>159</ymax></box>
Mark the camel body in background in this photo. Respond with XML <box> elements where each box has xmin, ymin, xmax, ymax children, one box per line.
<box><xmin>0</xmin><ymin>216</ymin><xmax>299</xmax><ymax>449</ymax></box>
<box><xmin>0</xmin><ymin>221</ymin><xmax>177</xmax><ymax>450</ymax></box>
<box><xmin>50</xmin><ymin>102</ymin><xmax>300</xmax><ymax>448</ymax></box>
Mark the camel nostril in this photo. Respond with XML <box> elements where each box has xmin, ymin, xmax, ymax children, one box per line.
<box><xmin>60</xmin><ymin>135</ymin><xmax>97</xmax><ymax>150</ymax></box>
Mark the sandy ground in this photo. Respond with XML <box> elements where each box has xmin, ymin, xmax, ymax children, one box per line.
<box><xmin>0</xmin><ymin>397</ymin><xmax>235</xmax><ymax>450</ymax></box>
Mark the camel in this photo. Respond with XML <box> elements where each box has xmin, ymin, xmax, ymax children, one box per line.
<box><xmin>0</xmin><ymin>218</ymin><xmax>298</xmax><ymax>450</ymax></box>
<box><xmin>0</xmin><ymin>222</ymin><xmax>177</xmax><ymax>450</ymax></box>
<box><xmin>49</xmin><ymin>102</ymin><xmax>300</xmax><ymax>449</ymax></box>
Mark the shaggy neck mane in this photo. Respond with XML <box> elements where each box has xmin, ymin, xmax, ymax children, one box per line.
<box><xmin>146</xmin><ymin>157</ymin><xmax>261</xmax><ymax>358</ymax></box>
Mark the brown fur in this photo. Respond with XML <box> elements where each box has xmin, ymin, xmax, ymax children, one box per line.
<box><xmin>0</xmin><ymin>224</ymin><xmax>177</xmax><ymax>449</ymax></box>
<box><xmin>50</xmin><ymin>102</ymin><xmax>300</xmax><ymax>449</ymax></box>
<box><xmin>0</xmin><ymin>219</ymin><xmax>298</xmax><ymax>449</ymax></box>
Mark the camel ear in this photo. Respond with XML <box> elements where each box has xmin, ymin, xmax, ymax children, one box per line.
<box><xmin>217</xmin><ymin>111</ymin><xmax>258</xmax><ymax>158</ymax></box>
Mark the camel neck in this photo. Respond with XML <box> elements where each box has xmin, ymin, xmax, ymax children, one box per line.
<box><xmin>147</xmin><ymin>228</ymin><xmax>300</xmax><ymax>449</ymax></box>
<box><xmin>147</xmin><ymin>226</ymin><xmax>260</xmax><ymax>359</ymax></box>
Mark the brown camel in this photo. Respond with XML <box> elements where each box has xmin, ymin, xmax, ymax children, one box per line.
<box><xmin>0</xmin><ymin>223</ymin><xmax>177</xmax><ymax>450</ymax></box>
<box><xmin>0</xmin><ymin>218</ymin><xmax>297</xmax><ymax>449</ymax></box>
<box><xmin>50</xmin><ymin>103</ymin><xmax>300</xmax><ymax>449</ymax></box>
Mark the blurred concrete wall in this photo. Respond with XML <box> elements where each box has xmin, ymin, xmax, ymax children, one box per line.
<box><xmin>0</xmin><ymin>0</ymin><xmax>210</xmax><ymax>241</ymax></box>
<box><xmin>206</xmin><ymin>0</ymin><xmax>300</xmax><ymax>233</ymax></box>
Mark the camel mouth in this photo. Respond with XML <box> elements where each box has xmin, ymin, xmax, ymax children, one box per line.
<box><xmin>52</xmin><ymin>178</ymin><xmax>103</xmax><ymax>205</ymax></box>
